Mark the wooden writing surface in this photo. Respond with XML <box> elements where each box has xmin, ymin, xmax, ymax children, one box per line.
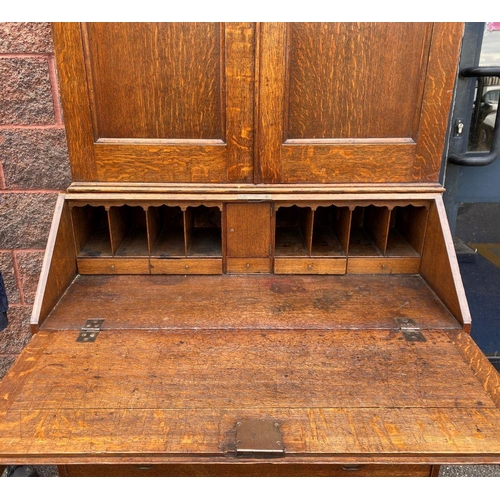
<box><xmin>0</xmin><ymin>328</ymin><xmax>499</xmax><ymax>463</ymax></box>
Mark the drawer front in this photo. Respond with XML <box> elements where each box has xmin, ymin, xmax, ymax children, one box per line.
<box><xmin>150</xmin><ymin>258</ymin><xmax>222</xmax><ymax>275</ymax></box>
<box><xmin>60</xmin><ymin>464</ymin><xmax>434</xmax><ymax>477</ymax></box>
<box><xmin>274</xmin><ymin>258</ymin><xmax>347</xmax><ymax>275</ymax></box>
<box><xmin>227</xmin><ymin>258</ymin><xmax>272</xmax><ymax>273</ymax></box>
<box><xmin>347</xmin><ymin>257</ymin><xmax>421</xmax><ymax>274</ymax></box>
<box><xmin>77</xmin><ymin>257</ymin><xmax>150</xmax><ymax>275</ymax></box>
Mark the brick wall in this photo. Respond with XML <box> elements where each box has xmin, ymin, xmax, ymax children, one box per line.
<box><xmin>0</xmin><ymin>23</ymin><xmax>71</xmax><ymax>378</ymax></box>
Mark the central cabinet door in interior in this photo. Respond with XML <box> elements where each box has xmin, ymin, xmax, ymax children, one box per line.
<box><xmin>256</xmin><ymin>23</ymin><xmax>462</xmax><ymax>184</ymax></box>
<box><xmin>54</xmin><ymin>23</ymin><xmax>255</xmax><ymax>183</ymax></box>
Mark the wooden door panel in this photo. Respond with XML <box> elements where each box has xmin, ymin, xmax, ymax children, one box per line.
<box><xmin>226</xmin><ymin>203</ymin><xmax>271</xmax><ymax>258</ymax></box>
<box><xmin>53</xmin><ymin>22</ymin><xmax>255</xmax><ymax>183</ymax></box>
<box><xmin>257</xmin><ymin>22</ymin><xmax>463</xmax><ymax>184</ymax></box>
<box><xmin>85</xmin><ymin>23</ymin><xmax>224</xmax><ymax>140</ymax></box>
<box><xmin>287</xmin><ymin>23</ymin><xmax>430</xmax><ymax>139</ymax></box>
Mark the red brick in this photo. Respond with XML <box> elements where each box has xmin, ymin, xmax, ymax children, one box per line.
<box><xmin>0</xmin><ymin>193</ymin><xmax>58</xmax><ymax>249</ymax></box>
<box><xmin>0</xmin><ymin>251</ymin><xmax>21</xmax><ymax>304</ymax></box>
<box><xmin>0</xmin><ymin>58</ymin><xmax>55</xmax><ymax>125</ymax></box>
<box><xmin>0</xmin><ymin>23</ymin><xmax>53</xmax><ymax>53</ymax></box>
<box><xmin>15</xmin><ymin>251</ymin><xmax>44</xmax><ymax>304</ymax></box>
<box><xmin>0</xmin><ymin>305</ymin><xmax>31</xmax><ymax>353</ymax></box>
<box><xmin>0</xmin><ymin>129</ymin><xmax>71</xmax><ymax>189</ymax></box>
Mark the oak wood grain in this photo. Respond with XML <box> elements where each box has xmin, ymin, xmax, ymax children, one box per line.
<box><xmin>30</xmin><ymin>195</ymin><xmax>77</xmax><ymax>332</ymax></box>
<box><xmin>225</xmin><ymin>22</ymin><xmax>256</xmax><ymax>182</ymax></box>
<box><xmin>107</xmin><ymin>206</ymin><xmax>127</xmax><ymax>255</ymax></box>
<box><xmin>1</xmin><ymin>329</ymin><xmax>500</xmax><ymax>463</ymax></box>
<box><xmin>95</xmin><ymin>143</ymin><xmax>228</xmax><ymax>183</ymax></box>
<box><xmin>274</xmin><ymin>258</ymin><xmax>346</xmax><ymax>275</ymax></box>
<box><xmin>347</xmin><ymin>257</ymin><xmax>421</xmax><ymax>275</ymax></box>
<box><xmin>40</xmin><ymin>274</ymin><xmax>459</xmax><ymax>332</ymax></box>
<box><xmin>150</xmin><ymin>258</ymin><xmax>222</xmax><ymax>275</ymax></box>
<box><xmin>287</xmin><ymin>23</ymin><xmax>432</xmax><ymax>139</ymax></box>
<box><xmin>84</xmin><ymin>23</ymin><xmax>223</xmax><ymax>140</ymax></box>
<box><xmin>255</xmin><ymin>22</ymin><xmax>462</xmax><ymax>184</ymax></box>
<box><xmin>51</xmin><ymin>23</ymin><xmax>97</xmax><ymax>181</ymax></box>
<box><xmin>71</xmin><ymin>205</ymin><xmax>112</xmax><ymax>257</ymax></box>
<box><xmin>146</xmin><ymin>206</ymin><xmax>161</xmax><ymax>255</ymax></box>
<box><xmin>67</xmin><ymin>183</ymin><xmax>446</xmax><ymax>194</ymax></box>
<box><xmin>420</xmin><ymin>199</ymin><xmax>471</xmax><ymax>330</ymax></box>
<box><xmin>256</xmin><ymin>22</ymin><xmax>287</xmax><ymax>183</ymax></box>
<box><xmin>385</xmin><ymin>229</ymin><xmax>420</xmax><ymax>258</ymax></box>
<box><xmin>281</xmin><ymin>143</ymin><xmax>416</xmax><ymax>183</ymax></box>
<box><xmin>450</xmin><ymin>330</ymin><xmax>500</xmax><ymax>408</ymax></box>
<box><xmin>3</xmin><ymin>406</ymin><xmax>500</xmax><ymax>463</ymax></box>
<box><xmin>413</xmin><ymin>23</ymin><xmax>464</xmax><ymax>181</ymax></box>
<box><xmin>60</xmin><ymin>463</ymin><xmax>433</xmax><ymax>477</ymax></box>
<box><xmin>332</xmin><ymin>206</ymin><xmax>352</xmax><ymax>254</ymax></box>
<box><xmin>394</xmin><ymin>205</ymin><xmax>429</xmax><ymax>255</ymax></box>
<box><xmin>53</xmin><ymin>23</ymin><xmax>255</xmax><ymax>184</ymax></box>
<box><xmin>364</xmin><ymin>206</ymin><xmax>390</xmax><ymax>255</ymax></box>
<box><xmin>226</xmin><ymin>258</ymin><xmax>271</xmax><ymax>273</ymax></box>
<box><xmin>77</xmin><ymin>258</ymin><xmax>150</xmax><ymax>275</ymax></box>
<box><xmin>8</xmin><ymin>329</ymin><xmax>494</xmax><ymax>411</ymax></box>
<box><xmin>186</xmin><ymin>206</ymin><xmax>222</xmax><ymax>257</ymax></box>
<box><xmin>226</xmin><ymin>203</ymin><xmax>271</xmax><ymax>258</ymax></box>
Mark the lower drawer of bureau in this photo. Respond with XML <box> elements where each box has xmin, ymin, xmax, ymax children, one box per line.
<box><xmin>59</xmin><ymin>464</ymin><xmax>437</xmax><ymax>477</ymax></box>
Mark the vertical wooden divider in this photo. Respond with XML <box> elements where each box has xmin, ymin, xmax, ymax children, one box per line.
<box><xmin>108</xmin><ymin>206</ymin><xmax>127</xmax><ymax>256</ymax></box>
<box><xmin>365</xmin><ymin>206</ymin><xmax>391</xmax><ymax>255</ymax></box>
<box><xmin>334</xmin><ymin>207</ymin><xmax>352</xmax><ymax>256</ymax></box>
<box><xmin>184</xmin><ymin>208</ymin><xmax>193</xmax><ymax>257</ymax></box>
<box><xmin>70</xmin><ymin>206</ymin><xmax>92</xmax><ymax>255</ymax></box>
<box><xmin>222</xmin><ymin>203</ymin><xmax>227</xmax><ymax>272</ymax></box>
<box><xmin>397</xmin><ymin>206</ymin><xmax>429</xmax><ymax>255</ymax></box>
<box><xmin>146</xmin><ymin>206</ymin><xmax>160</xmax><ymax>256</ymax></box>
<box><xmin>301</xmin><ymin>208</ymin><xmax>314</xmax><ymax>256</ymax></box>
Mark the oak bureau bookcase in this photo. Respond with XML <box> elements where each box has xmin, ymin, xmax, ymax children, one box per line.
<box><xmin>1</xmin><ymin>22</ymin><xmax>500</xmax><ymax>477</ymax></box>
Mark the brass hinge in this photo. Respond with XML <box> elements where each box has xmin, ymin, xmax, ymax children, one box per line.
<box><xmin>76</xmin><ymin>318</ymin><xmax>104</xmax><ymax>343</ymax></box>
<box><xmin>235</xmin><ymin>420</ymin><xmax>285</xmax><ymax>458</ymax></box>
<box><xmin>394</xmin><ymin>317</ymin><xmax>426</xmax><ymax>342</ymax></box>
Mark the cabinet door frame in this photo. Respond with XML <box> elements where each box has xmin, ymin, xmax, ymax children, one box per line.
<box><xmin>52</xmin><ymin>22</ymin><xmax>255</xmax><ymax>184</ymax></box>
<box><xmin>256</xmin><ymin>23</ymin><xmax>464</xmax><ymax>184</ymax></box>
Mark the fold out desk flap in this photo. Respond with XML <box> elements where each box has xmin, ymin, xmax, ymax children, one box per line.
<box><xmin>1</xmin><ymin>327</ymin><xmax>499</xmax><ymax>464</ymax></box>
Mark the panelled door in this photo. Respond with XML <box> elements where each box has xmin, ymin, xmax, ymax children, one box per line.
<box><xmin>256</xmin><ymin>23</ymin><xmax>463</xmax><ymax>184</ymax></box>
<box><xmin>53</xmin><ymin>23</ymin><xmax>463</xmax><ymax>185</ymax></box>
<box><xmin>53</xmin><ymin>22</ymin><xmax>255</xmax><ymax>183</ymax></box>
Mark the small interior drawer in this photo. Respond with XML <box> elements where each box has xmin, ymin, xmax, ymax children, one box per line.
<box><xmin>274</xmin><ymin>257</ymin><xmax>346</xmax><ymax>274</ymax></box>
<box><xmin>150</xmin><ymin>258</ymin><xmax>222</xmax><ymax>275</ymax></box>
<box><xmin>226</xmin><ymin>258</ymin><xmax>272</xmax><ymax>273</ymax></box>
<box><xmin>347</xmin><ymin>257</ymin><xmax>421</xmax><ymax>274</ymax></box>
<box><xmin>77</xmin><ymin>257</ymin><xmax>150</xmax><ymax>275</ymax></box>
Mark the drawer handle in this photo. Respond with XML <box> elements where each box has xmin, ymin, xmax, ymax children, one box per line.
<box><xmin>340</xmin><ymin>465</ymin><xmax>365</xmax><ymax>471</ymax></box>
<box><xmin>134</xmin><ymin>465</ymin><xmax>154</xmax><ymax>470</ymax></box>
<box><xmin>246</xmin><ymin>263</ymin><xmax>251</xmax><ymax>269</ymax></box>
<box><xmin>185</xmin><ymin>265</ymin><xmax>189</xmax><ymax>270</ymax></box>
